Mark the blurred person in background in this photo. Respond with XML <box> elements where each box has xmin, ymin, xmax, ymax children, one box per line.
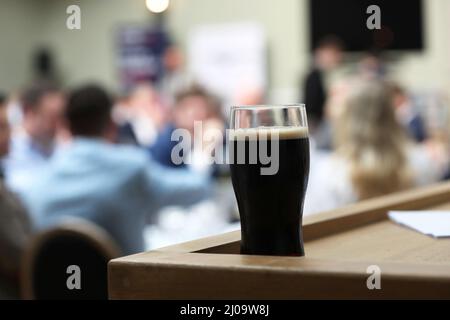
<box><xmin>114</xmin><ymin>83</ymin><xmax>167</xmax><ymax>147</ymax></box>
<box><xmin>390</xmin><ymin>83</ymin><xmax>427</xmax><ymax>142</ymax></box>
<box><xmin>159</xmin><ymin>44</ymin><xmax>192</xmax><ymax>106</ymax></box>
<box><xmin>0</xmin><ymin>93</ymin><xmax>32</xmax><ymax>287</ymax></box>
<box><xmin>113</xmin><ymin>93</ymin><xmax>139</xmax><ymax>146</ymax></box>
<box><xmin>357</xmin><ymin>51</ymin><xmax>386</xmax><ymax>80</ymax></box>
<box><xmin>3</xmin><ymin>82</ymin><xmax>65</xmax><ymax>194</ymax></box>
<box><xmin>304</xmin><ymin>80</ymin><xmax>448</xmax><ymax>214</ymax></box>
<box><xmin>150</xmin><ymin>85</ymin><xmax>225</xmax><ymax>172</ymax></box>
<box><xmin>21</xmin><ymin>85</ymin><xmax>211</xmax><ymax>255</ymax></box>
<box><xmin>235</xmin><ymin>86</ymin><xmax>265</xmax><ymax>106</ymax></box>
<box><xmin>302</xmin><ymin>36</ymin><xmax>344</xmax><ymax>131</ymax></box>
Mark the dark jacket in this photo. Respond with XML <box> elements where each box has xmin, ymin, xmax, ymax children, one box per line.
<box><xmin>303</xmin><ymin>68</ymin><xmax>326</xmax><ymax>125</ymax></box>
<box><xmin>0</xmin><ymin>181</ymin><xmax>32</xmax><ymax>279</ymax></box>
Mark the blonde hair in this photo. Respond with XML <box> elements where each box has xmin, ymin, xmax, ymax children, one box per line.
<box><xmin>335</xmin><ymin>80</ymin><xmax>413</xmax><ymax>200</ymax></box>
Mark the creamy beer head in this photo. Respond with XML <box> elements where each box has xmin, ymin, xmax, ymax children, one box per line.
<box><xmin>229</xmin><ymin>126</ymin><xmax>309</xmax><ymax>141</ymax></box>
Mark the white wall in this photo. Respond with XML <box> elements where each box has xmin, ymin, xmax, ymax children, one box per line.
<box><xmin>167</xmin><ymin>0</ymin><xmax>450</xmax><ymax>101</ymax></box>
<box><xmin>0</xmin><ymin>0</ymin><xmax>156</xmax><ymax>92</ymax></box>
<box><xmin>1</xmin><ymin>0</ymin><xmax>449</xmax><ymax>99</ymax></box>
<box><xmin>0</xmin><ymin>0</ymin><xmax>44</xmax><ymax>92</ymax></box>
<box><xmin>167</xmin><ymin>0</ymin><xmax>307</xmax><ymax>102</ymax></box>
<box><xmin>40</xmin><ymin>0</ymin><xmax>155</xmax><ymax>91</ymax></box>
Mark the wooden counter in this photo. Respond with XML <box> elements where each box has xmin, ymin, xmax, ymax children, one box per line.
<box><xmin>108</xmin><ymin>182</ymin><xmax>450</xmax><ymax>299</ymax></box>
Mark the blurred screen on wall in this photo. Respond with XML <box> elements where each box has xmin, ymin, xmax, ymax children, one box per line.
<box><xmin>309</xmin><ymin>0</ymin><xmax>424</xmax><ymax>51</ymax></box>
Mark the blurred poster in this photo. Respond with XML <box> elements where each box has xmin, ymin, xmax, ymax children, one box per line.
<box><xmin>117</xmin><ymin>25</ymin><xmax>170</xmax><ymax>92</ymax></box>
<box><xmin>188</xmin><ymin>23</ymin><xmax>267</xmax><ymax>105</ymax></box>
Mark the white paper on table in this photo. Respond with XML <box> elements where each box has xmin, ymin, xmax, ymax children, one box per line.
<box><xmin>388</xmin><ymin>211</ymin><xmax>450</xmax><ymax>238</ymax></box>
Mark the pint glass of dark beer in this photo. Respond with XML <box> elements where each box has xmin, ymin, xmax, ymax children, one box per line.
<box><xmin>229</xmin><ymin>105</ymin><xmax>309</xmax><ymax>256</ymax></box>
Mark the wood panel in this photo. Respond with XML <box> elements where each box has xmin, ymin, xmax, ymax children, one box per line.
<box><xmin>306</xmin><ymin>220</ymin><xmax>450</xmax><ymax>264</ymax></box>
<box><xmin>108</xmin><ymin>181</ymin><xmax>450</xmax><ymax>299</ymax></box>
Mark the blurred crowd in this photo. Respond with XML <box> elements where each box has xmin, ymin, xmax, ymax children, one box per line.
<box><xmin>302</xmin><ymin>38</ymin><xmax>449</xmax><ymax>213</ymax></box>
<box><xmin>1</xmin><ymin>39</ymin><xmax>450</xmax><ymax>293</ymax></box>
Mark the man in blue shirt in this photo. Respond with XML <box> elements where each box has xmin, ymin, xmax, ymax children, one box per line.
<box><xmin>3</xmin><ymin>82</ymin><xmax>66</xmax><ymax>194</ymax></box>
<box><xmin>22</xmin><ymin>85</ymin><xmax>211</xmax><ymax>254</ymax></box>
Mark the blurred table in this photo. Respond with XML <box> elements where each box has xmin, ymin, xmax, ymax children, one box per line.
<box><xmin>109</xmin><ymin>182</ymin><xmax>450</xmax><ymax>299</ymax></box>
<box><xmin>144</xmin><ymin>178</ymin><xmax>238</xmax><ymax>250</ymax></box>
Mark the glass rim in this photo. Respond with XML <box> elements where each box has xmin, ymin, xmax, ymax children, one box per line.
<box><xmin>230</xmin><ymin>104</ymin><xmax>306</xmax><ymax>111</ymax></box>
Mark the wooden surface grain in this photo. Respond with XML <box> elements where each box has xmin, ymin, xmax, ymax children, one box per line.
<box><xmin>108</xmin><ymin>181</ymin><xmax>450</xmax><ymax>299</ymax></box>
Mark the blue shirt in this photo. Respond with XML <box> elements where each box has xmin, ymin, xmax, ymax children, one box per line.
<box><xmin>21</xmin><ymin>138</ymin><xmax>211</xmax><ymax>254</ymax></box>
<box><xmin>149</xmin><ymin>123</ymin><xmax>185</xmax><ymax>168</ymax></box>
<box><xmin>3</xmin><ymin>133</ymin><xmax>54</xmax><ymax>194</ymax></box>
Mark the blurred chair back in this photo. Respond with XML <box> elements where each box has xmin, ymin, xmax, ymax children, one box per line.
<box><xmin>21</xmin><ymin>218</ymin><xmax>121</xmax><ymax>300</ymax></box>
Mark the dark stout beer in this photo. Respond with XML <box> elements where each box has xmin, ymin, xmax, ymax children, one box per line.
<box><xmin>230</xmin><ymin>127</ymin><xmax>309</xmax><ymax>256</ymax></box>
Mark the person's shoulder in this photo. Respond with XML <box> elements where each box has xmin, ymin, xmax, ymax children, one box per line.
<box><xmin>103</xmin><ymin>143</ymin><xmax>149</xmax><ymax>168</ymax></box>
<box><xmin>315</xmin><ymin>152</ymin><xmax>348</xmax><ymax>173</ymax></box>
<box><xmin>6</xmin><ymin>133</ymin><xmax>30</xmax><ymax>158</ymax></box>
<box><xmin>306</xmin><ymin>68</ymin><xmax>322</xmax><ymax>80</ymax></box>
<box><xmin>69</xmin><ymin>139</ymin><xmax>150</xmax><ymax>174</ymax></box>
<box><xmin>405</xmin><ymin>143</ymin><xmax>429</xmax><ymax>165</ymax></box>
<box><xmin>314</xmin><ymin>153</ymin><xmax>352</xmax><ymax>191</ymax></box>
